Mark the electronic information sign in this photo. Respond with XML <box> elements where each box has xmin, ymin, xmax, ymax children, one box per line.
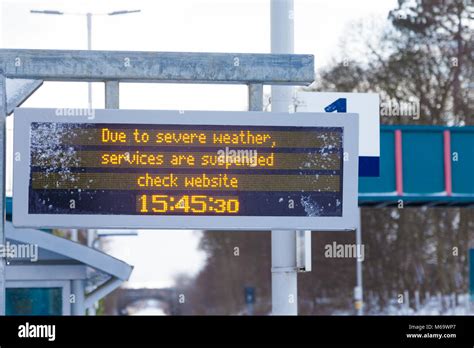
<box><xmin>13</xmin><ymin>109</ymin><xmax>359</xmax><ymax>230</ymax></box>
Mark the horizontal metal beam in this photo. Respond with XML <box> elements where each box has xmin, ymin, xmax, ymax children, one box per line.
<box><xmin>0</xmin><ymin>49</ymin><xmax>314</xmax><ymax>85</ymax></box>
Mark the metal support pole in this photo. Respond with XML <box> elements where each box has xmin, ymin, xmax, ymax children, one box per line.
<box><xmin>247</xmin><ymin>83</ymin><xmax>266</xmax><ymax>312</ymax></box>
<box><xmin>248</xmin><ymin>83</ymin><xmax>263</xmax><ymax>110</ymax></box>
<box><xmin>414</xmin><ymin>290</ymin><xmax>420</xmax><ymax>313</ymax></box>
<box><xmin>0</xmin><ymin>72</ymin><xmax>6</xmax><ymax>315</ymax></box>
<box><xmin>83</xmin><ymin>79</ymin><xmax>120</xmax><ymax>316</ymax></box>
<box><xmin>86</xmin><ymin>13</ymin><xmax>93</xmax><ymax>108</ymax></box>
<box><xmin>99</xmin><ymin>78</ymin><xmax>119</xmax><ymax>254</ymax></box>
<box><xmin>248</xmin><ymin>83</ymin><xmax>263</xmax><ymax>111</ymax></box>
<box><xmin>296</xmin><ymin>230</ymin><xmax>311</xmax><ymax>272</ymax></box>
<box><xmin>355</xmin><ymin>208</ymin><xmax>363</xmax><ymax>315</ymax></box>
<box><xmin>271</xmin><ymin>0</ymin><xmax>295</xmax><ymax>113</ymax></box>
<box><xmin>404</xmin><ymin>290</ymin><xmax>410</xmax><ymax>313</ymax></box>
<box><xmin>247</xmin><ymin>302</ymin><xmax>254</xmax><ymax>316</ymax></box>
<box><xmin>105</xmin><ymin>81</ymin><xmax>120</xmax><ymax>109</ymax></box>
<box><xmin>70</xmin><ymin>229</ymin><xmax>78</xmax><ymax>242</ymax></box>
<box><xmin>271</xmin><ymin>0</ymin><xmax>297</xmax><ymax>315</ymax></box>
<box><xmin>71</xmin><ymin>279</ymin><xmax>85</xmax><ymax>315</ymax></box>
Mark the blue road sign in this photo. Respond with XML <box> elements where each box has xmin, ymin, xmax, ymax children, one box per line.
<box><xmin>296</xmin><ymin>92</ymin><xmax>380</xmax><ymax>177</ymax></box>
<box><xmin>245</xmin><ymin>287</ymin><xmax>255</xmax><ymax>304</ymax></box>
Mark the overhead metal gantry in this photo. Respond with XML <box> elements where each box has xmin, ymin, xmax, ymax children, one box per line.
<box><xmin>0</xmin><ymin>49</ymin><xmax>313</xmax><ymax>83</ymax></box>
<box><xmin>0</xmin><ymin>48</ymin><xmax>316</xmax><ymax>315</ymax></box>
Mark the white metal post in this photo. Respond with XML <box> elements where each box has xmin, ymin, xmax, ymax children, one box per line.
<box><xmin>84</xmin><ymin>13</ymin><xmax>95</xmax><ymax>270</ymax></box>
<box><xmin>71</xmin><ymin>279</ymin><xmax>85</xmax><ymax>315</ymax></box>
<box><xmin>271</xmin><ymin>0</ymin><xmax>298</xmax><ymax>315</ymax></box>
<box><xmin>248</xmin><ymin>82</ymin><xmax>263</xmax><ymax>315</ymax></box>
<box><xmin>0</xmin><ymin>73</ymin><xmax>6</xmax><ymax>315</ymax></box>
<box><xmin>81</xmin><ymin>80</ymin><xmax>121</xmax><ymax>316</ymax></box>
<box><xmin>70</xmin><ymin>229</ymin><xmax>78</xmax><ymax>242</ymax></box>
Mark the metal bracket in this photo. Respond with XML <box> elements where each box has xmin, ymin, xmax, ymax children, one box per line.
<box><xmin>271</xmin><ymin>266</ymin><xmax>299</xmax><ymax>273</ymax></box>
<box><xmin>296</xmin><ymin>230</ymin><xmax>312</xmax><ymax>272</ymax></box>
<box><xmin>6</xmin><ymin>78</ymin><xmax>43</xmax><ymax>115</ymax></box>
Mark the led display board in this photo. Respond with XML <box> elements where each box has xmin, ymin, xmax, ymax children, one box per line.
<box><xmin>13</xmin><ymin>109</ymin><xmax>358</xmax><ymax>230</ymax></box>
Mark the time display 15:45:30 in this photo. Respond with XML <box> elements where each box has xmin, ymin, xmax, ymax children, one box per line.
<box><xmin>137</xmin><ymin>194</ymin><xmax>240</xmax><ymax>214</ymax></box>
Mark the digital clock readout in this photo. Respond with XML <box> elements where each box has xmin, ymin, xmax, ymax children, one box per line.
<box><xmin>138</xmin><ymin>195</ymin><xmax>239</xmax><ymax>214</ymax></box>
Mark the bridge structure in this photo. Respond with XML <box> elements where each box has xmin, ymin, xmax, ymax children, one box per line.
<box><xmin>113</xmin><ymin>287</ymin><xmax>179</xmax><ymax>315</ymax></box>
<box><xmin>359</xmin><ymin>125</ymin><xmax>474</xmax><ymax>207</ymax></box>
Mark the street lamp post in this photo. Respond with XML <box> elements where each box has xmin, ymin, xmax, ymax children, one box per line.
<box><xmin>30</xmin><ymin>9</ymin><xmax>141</xmax><ymax>108</ymax></box>
<box><xmin>30</xmin><ymin>8</ymin><xmax>141</xmax><ymax>315</ymax></box>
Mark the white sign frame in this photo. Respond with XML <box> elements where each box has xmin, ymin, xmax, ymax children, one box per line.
<box><xmin>296</xmin><ymin>91</ymin><xmax>379</xmax><ymax>177</ymax></box>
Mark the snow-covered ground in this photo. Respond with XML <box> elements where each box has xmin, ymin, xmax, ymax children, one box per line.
<box><xmin>382</xmin><ymin>294</ymin><xmax>473</xmax><ymax>316</ymax></box>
